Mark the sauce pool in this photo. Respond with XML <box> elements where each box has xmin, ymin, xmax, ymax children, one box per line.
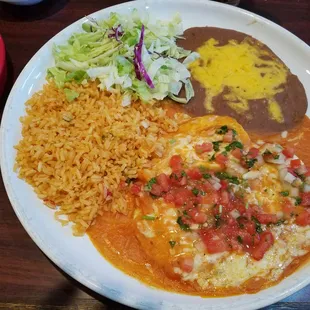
<box><xmin>88</xmin><ymin>116</ymin><xmax>310</xmax><ymax>296</ymax></box>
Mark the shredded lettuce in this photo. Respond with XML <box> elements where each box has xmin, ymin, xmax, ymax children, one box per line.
<box><xmin>48</xmin><ymin>9</ymin><xmax>199</xmax><ymax>104</ymax></box>
<box><xmin>64</xmin><ymin>88</ymin><xmax>79</xmax><ymax>102</ymax></box>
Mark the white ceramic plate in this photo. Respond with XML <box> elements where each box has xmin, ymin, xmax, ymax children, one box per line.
<box><xmin>1</xmin><ymin>1</ymin><xmax>310</xmax><ymax>309</ymax></box>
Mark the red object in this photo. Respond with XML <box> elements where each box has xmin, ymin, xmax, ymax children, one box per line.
<box><xmin>250</xmin><ymin>231</ymin><xmax>274</xmax><ymax>261</ymax></box>
<box><xmin>156</xmin><ymin>173</ymin><xmax>170</xmax><ymax>192</ymax></box>
<box><xmin>296</xmin><ymin>209</ymin><xmax>310</xmax><ymax>226</ymax></box>
<box><xmin>200</xmin><ymin>229</ymin><xmax>230</xmax><ymax>254</ymax></box>
<box><xmin>195</xmin><ymin>142</ymin><xmax>213</xmax><ymax>154</ymax></box>
<box><xmin>215</xmin><ymin>153</ymin><xmax>228</xmax><ymax>165</ymax></box>
<box><xmin>0</xmin><ymin>35</ymin><xmax>6</xmax><ymax>98</ymax></box>
<box><xmin>186</xmin><ymin>167</ymin><xmax>202</xmax><ymax>180</ymax></box>
<box><xmin>169</xmin><ymin>155</ymin><xmax>183</xmax><ymax>172</ymax></box>
<box><xmin>290</xmin><ymin>159</ymin><xmax>301</xmax><ymax>169</ymax></box>
<box><xmin>247</xmin><ymin>147</ymin><xmax>259</xmax><ymax>159</ymax></box>
<box><xmin>282</xmin><ymin>147</ymin><xmax>295</xmax><ymax>158</ymax></box>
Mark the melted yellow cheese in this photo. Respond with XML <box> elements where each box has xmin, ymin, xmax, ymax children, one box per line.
<box><xmin>189</xmin><ymin>38</ymin><xmax>288</xmax><ymax>123</ymax></box>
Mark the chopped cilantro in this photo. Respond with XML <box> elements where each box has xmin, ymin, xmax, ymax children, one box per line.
<box><xmin>280</xmin><ymin>191</ymin><xmax>289</xmax><ymax>197</ymax></box>
<box><xmin>125</xmin><ymin>178</ymin><xmax>134</xmax><ymax>184</ymax></box>
<box><xmin>169</xmin><ymin>241</ymin><xmax>176</xmax><ymax>248</ymax></box>
<box><xmin>192</xmin><ymin>188</ymin><xmax>199</xmax><ymax>196</ymax></box>
<box><xmin>212</xmin><ymin>141</ymin><xmax>221</xmax><ymax>152</ymax></box>
<box><xmin>203</xmin><ymin>173</ymin><xmax>211</xmax><ymax>179</ymax></box>
<box><xmin>225</xmin><ymin>141</ymin><xmax>243</xmax><ymax>152</ymax></box>
<box><xmin>181</xmin><ymin>170</ymin><xmax>187</xmax><ymax>177</ymax></box>
<box><xmin>209</xmin><ymin>154</ymin><xmax>216</xmax><ymax>162</ymax></box>
<box><xmin>245</xmin><ymin>158</ymin><xmax>257</xmax><ymax>169</ymax></box>
<box><xmin>275</xmin><ymin>219</ymin><xmax>285</xmax><ymax>226</ymax></box>
<box><xmin>295</xmin><ymin>196</ymin><xmax>302</xmax><ymax>206</ymax></box>
<box><xmin>145</xmin><ymin>177</ymin><xmax>157</xmax><ymax>191</ymax></box>
<box><xmin>237</xmin><ymin>216</ymin><xmax>245</xmax><ymax>229</ymax></box>
<box><xmin>169</xmin><ymin>139</ymin><xmax>176</xmax><ymax>144</ymax></box>
<box><xmin>183</xmin><ymin>210</ymin><xmax>190</xmax><ymax>218</ymax></box>
<box><xmin>214</xmin><ymin>214</ymin><xmax>221</xmax><ymax>228</ymax></box>
<box><xmin>237</xmin><ymin>235</ymin><xmax>243</xmax><ymax>244</ymax></box>
<box><xmin>232</xmin><ymin>129</ymin><xmax>237</xmax><ymax>138</ymax></box>
<box><xmin>142</xmin><ymin>215</ymin><xmax>156</xmax><ymax>220</ymax></box>
<box><xmin>216</xmin><ymin>125</ymin><xmax>228</xmax><ymax>135</ymax></box>
<box><xmin>263</xmin><ymin>149</ymin><xmax>272</xmax><ymax>156</ymax></box>
<box><xmin>251</xmin><ymin>216</ymin><xmax>263</xmax><ymax>233</ymax></box>
<box><xmin>215</xmin><ymin>171</ymin><xmax>240</xmax><ymax>185</ymax></box>
<box><xmin>221</xmin><ymin>151</ymin><xmax>228</xmax><ymax>156</ymax></box>
<box><xmin>170</xmin><ymin>173</ymin><xmax>178</xmax><ymax>180</ymax></box>
<box><xmin>177</xmin><ymin>217</ymin><xmax>190</xmax><ymax>231</ymax></box>
<box><xmin>274</xmin><ymin>154</ymin><xmax>280</xmax><ymax>160</ymax></box>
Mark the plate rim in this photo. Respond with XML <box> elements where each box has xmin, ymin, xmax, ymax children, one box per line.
<box><xmin>1</xmin><ymin>0</ymin><xmax>310</xmax><ymax>309</ymax></box>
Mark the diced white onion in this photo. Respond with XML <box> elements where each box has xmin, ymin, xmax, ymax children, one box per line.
<box><xmin>290</xmin><ymin>186</ymin><xmax>299</xmax><ymax>197</ymax></box>
<box><xmin>281</xmin><ymin>131</ymin><xmax>288</xmax><ymax>138</ymax></box>
<box><xmin>284</xmin><ymin>172</ymin><xmax>296</xmax><ymax>184</ymax></box>
<box><xmin>212</xmin><ymin>182</ymin><xmax>222</xmax><ymax>191</ymax></box>
<box><xmin>305</xmin><ymin>176</ymin><xmax>310</xmax><ymax>185</ymax></box>
<box><xmin>226</xmin><ymin>161</ymin><xmax>247</xmax><ymax>175</ymax></box>
<box><xmin>230</xmin><ymin>209</ymin><xmax>240</xmax><ymax>219</ymax></box>
<box><xmin>255</xmin><ymin>154</ymin><xmax>265</xmax><ymax>167</ymax></box>
<box><xmin>210</xmin><ymin>176</ymin><xmax>220</xmax><ymax>184</ymax></box>
<box><xmin>243</xmin><ymin>170</ymin><xmax>261</xmax><ymax>180</ymax></box>
<box><xmin>256</xmin><ymin>140</ymin><xmax>265</xmax><ymax>145</ymax></box>
<box><xmin>304</xmin><ymin>184</ymin><xmax>310</xmax><ymax>193</ymax></box>
<box><xmin>279</xmin><ymin>168</ymin><xmax>288</xmax><ymax>181</ymax></box>
<box><xmin>265</xmin><ymin>153</ymin><xmax>286</xmax><ymax>164</ymax></box>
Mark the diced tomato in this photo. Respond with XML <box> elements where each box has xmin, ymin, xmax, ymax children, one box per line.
<box><xmin>250</xmin><ymin>231</ymin><xmax>274</xmax><ymax>261</ymax></box>
<box><xmin>163</xmin><ymin>193</ymin><xmax>175</xmax><ymax>203</ymax></box>
<box><xmin>156</xmin><ymin>173</ymin><xmax>170</xmax><ymax>192</ymax></box>
<box><xmin>201</xmin><ymin>191</ymin><xmax>220</xmax><ymax>204</ymax></box>
<box><xmin>187</xmin><ymin>208</ymin><xmax>208</xmax><ymax>224</ymax></box>
<box><xmin>150</xmin><ymin>184</ymin><xmax>163</xmax><ymax>196</ymax></box>
<box><xmin>282</xmin><ymin>147</ymin><xmax>295</xmax><ymax>158</ymax></box>
<box><xmin>220</xmin><ymin>180</ymin><xmax>228</xmax><ymax>190</ymax></box>
<box><xmin>231</xmin><ymin>148</ymin><xmax>242</xmax><ymax>160</ymax></box>
<box><xmin>187</xmin><ymin>167</ymin><xmax>202</xmax><ymax>180</ymax></box>
<box><xmin>215</xmin><ymin>153</ymin><xmax>228</xmax><ymax>165</ymax></box>
<box><xmin>195</xmin><ymin>142</ymin><xmax>213</xmax><ymax>154</ymax></box>
<box><xmin>220</xmin><ymin>190</ymin><xmax>230</xmax><ymax>204</ymax></box>
<box><xmin>301</xmin><ymin>192</ymin><xmax>310</xmax><ymax>206</ymax></box>
<box><xmin>282</xmin><ymin>200</ymin><xmax>295</xmax><ymax>217</ymax></box>
<box><xmin>169</xmin><ymin>155</ymin><xmax>183</xmax><ymax>172</ymax></box>
<box><xmin>130</xmin><ymin>183</ymin><xmax>141</xmax><ymax>195</ymax></box>
<box><xmin>238</xmin><ymin>217</ymin><xmax>256</xmax><ymax>235</ymax></box>
<box><xmin>179</xmin><ymin>257</ymin><xmax>194</xmax><ymax>273</ymax></box>
<box><xmin>223</xmin><ymin>130</ymin><xmax>233</xmax><ymax>143</ymax></box>
<box><xmin>174</xmin><ymin>188</ymin><xmax>192</xmax><ymax>206</ymax></box>
<box><xmin>296</xmin><ymin>209</ymin><xmax>310</xmax><ymax>226</ymax></box>
<box><xmin>247</xmin><ymin>147</ymin><xmax>259</xmax><ymax>159</ymax></box>
<box><xmin>290</xmin><ymin>159</ymin><xmax>301</xmax><ymax>170</ymax></box>
<box><xmin>200</xmin><ymin>229</ymin><xmax>230</xmax><ymax>254</ymax></box>
<box><xmin>256</xmin><ymin>213</ymin><xmax>278</xmax><ymax>224</ymax></box>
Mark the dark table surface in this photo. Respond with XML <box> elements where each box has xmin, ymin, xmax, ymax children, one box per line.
<box><xmin>0</xmin><ymin>0</ymin><xmax>310</xmax><ymax>309</ymax></box>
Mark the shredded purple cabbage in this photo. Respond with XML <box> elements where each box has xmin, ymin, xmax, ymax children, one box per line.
<box><xmin>133</xmin><ymin>25</ymin><xmax>154</xmax><ymax>89</ymax></box>
<box><xmin>108</xmin><ymin>24</ymin><xmax>124</xmax><ymax>42</ymax></box>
